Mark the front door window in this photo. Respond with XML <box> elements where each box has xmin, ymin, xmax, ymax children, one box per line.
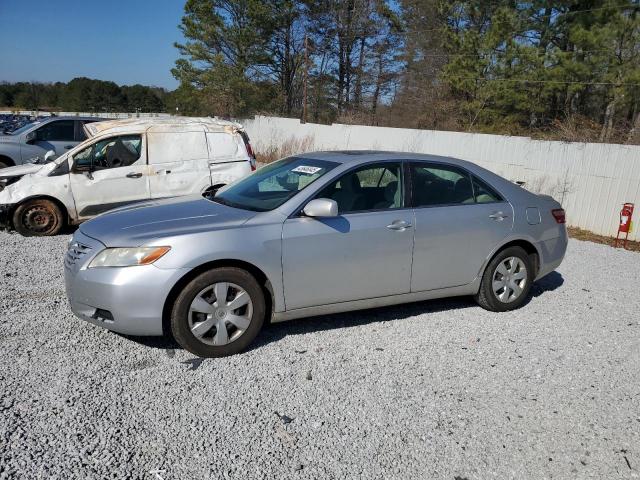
<box><xmin>73</xmin><ymin>135</ymin><xmax>142</xmax><ymax>171</ymax></box>
<box><xmin>316</xmin><ymin>162</ymin><xmax>403</xmax><ymax>213</ymax></box>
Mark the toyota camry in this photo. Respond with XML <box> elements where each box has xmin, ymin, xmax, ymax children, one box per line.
<box><xmin>64</xmin><ymin>151</ymin><xmax>567</xmax><ymax>357</ymax></box>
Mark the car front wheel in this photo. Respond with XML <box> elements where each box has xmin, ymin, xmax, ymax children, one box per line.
<box><xmin>170</xmin><ymin>267</ymin><xmax>266</xmax><ymax>357</ymax></box>
<box><xmin>12</xmin><ymin>199</ymin><xmax>64</xmax><ymax>236</ymax></box>
<box><xmin>474</xmin><ymin>246</ymin><xmax>534</xmax><ymax>312</ymax></box>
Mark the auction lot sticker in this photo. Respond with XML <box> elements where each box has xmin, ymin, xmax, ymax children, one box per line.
<box><xmin>292</xmin><ymin>165</ymin><xmax>322</xmax><ymax>175</ymax></box>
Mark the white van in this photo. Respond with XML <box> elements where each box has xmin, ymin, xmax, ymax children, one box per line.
<box><xmin>0</xmin><ymin>117</ymin><xmax>257</xmax><ymax>236</ymax></box>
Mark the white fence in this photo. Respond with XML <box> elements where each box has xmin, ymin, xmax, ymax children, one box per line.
<box><xmin>242</xmin><ymin>115</ymin><xmax>640</xmax><ymax>241</ymax></box>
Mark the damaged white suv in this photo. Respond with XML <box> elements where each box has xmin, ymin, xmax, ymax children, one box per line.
<box><xmin>0</xmin><ymin>117</ymin><xmax>256</xmax><ymax>236</ymax></box>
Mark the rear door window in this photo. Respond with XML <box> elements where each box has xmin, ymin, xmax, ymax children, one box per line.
<box><xmin>411</xmin><ymin>163</ymin><xmax>505</xmax><ymax>207</ymax></box>
<box><xmin>411</xmin><ymin>163</ymin><xmax>474</xmax><ymax>207</ymax></box>
<box><xmin>35</xmin><ymin>120</ymin><xmax>75</xmax><ymax>142</ymax></box>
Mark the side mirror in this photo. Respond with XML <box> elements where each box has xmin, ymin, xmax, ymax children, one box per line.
<box><xmin>303</xmin><ymin>198</ymin><xmax>338</xmax><ymax>218</ymax></box>
<box><xmin>25</xmin><ymin>131</ymin><xmax>36</xmax><ymax>144</ymax></box>
<box><xmin>44</xmin><ymin>150</ymin><xmax>56</xmax><ymax>162</ymax></box>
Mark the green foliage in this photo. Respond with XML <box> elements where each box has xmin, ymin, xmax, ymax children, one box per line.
<box><xmin>3</xmin><ymin>1</ymin><xmax>638</xmax><ymax>143</ymax></box>
<box><xmin>172</xmin><ymin>0</ymin><xmax>277</xmax><ymax>116</ymax></box>
<box><xmin>436</xmin><ymin>0</ymin><xmax>640</xmax><ymax>138</ymax></box>
<box><xmin>0</xmin><ymin>78</ymin><xmax>167</xmax><ymax>113</ymax></box>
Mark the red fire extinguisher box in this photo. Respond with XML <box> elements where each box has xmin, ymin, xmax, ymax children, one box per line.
<box><xmin>615</xmin><ymin>203</ymin><xmax>635</xmax><ymax>248</ymax></box>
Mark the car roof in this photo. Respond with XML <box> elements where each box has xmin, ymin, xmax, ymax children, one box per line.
<box><xmin>295</xmin><ymin>150</ymin><xmax>477</xmax><ymax>168</ymax></box>
<box><xmin>40</xmin><ymin>115</ymin><xmax>104</xmax><ymax>122</ymax></box>
<box><xmin>84</xmin><ymin>117</ymin><xmax>244</xmax><ymax>138</ymax></box>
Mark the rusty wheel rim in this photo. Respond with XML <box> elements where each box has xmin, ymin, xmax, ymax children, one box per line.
<box><xmin>22</xmin><ymin>205</ymin><xmax>57</xmax><ymax>234</ymax></box>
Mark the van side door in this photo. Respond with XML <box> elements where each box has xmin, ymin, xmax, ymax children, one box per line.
<box><xmin>147</xmin><ymin>129</ymin><xmax>211</xmax><ymax>199</ymax></box>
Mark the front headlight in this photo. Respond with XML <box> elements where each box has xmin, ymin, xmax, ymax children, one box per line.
<box><xmin>88</xmin><ymin>246</ymin><xmax>171</xmax><ymax>268</ymax></box>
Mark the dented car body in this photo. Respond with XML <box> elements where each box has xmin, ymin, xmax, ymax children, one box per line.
<box><xmin>0</xmin><ymin>117</ymin><xmax>256</xmax><ymax>236</ymax></box>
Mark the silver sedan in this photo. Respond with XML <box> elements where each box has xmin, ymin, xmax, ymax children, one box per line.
<box><xmin>64</xmin><ymin>152</ymin><xmax>567</xmax><ymax>357</ymax></box>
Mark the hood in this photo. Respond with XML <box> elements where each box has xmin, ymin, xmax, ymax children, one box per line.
<box><xmin>0</xmin><ymin>163</ymin><xmax>43</xmax><ymax>179</ymax></box>
<box><xmin>79</xmin><ymin>195</ymin><xmax>258</xmax><ymax>247</ymax></box>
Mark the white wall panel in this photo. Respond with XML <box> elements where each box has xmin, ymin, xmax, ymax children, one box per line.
<box><xmin>242</xmin><ymin>115</ymin><xmax>640</xmax><ymax>241</ymax></box>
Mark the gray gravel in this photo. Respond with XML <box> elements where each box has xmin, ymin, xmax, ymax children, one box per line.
<box><xmin>1</xmin><ymin>231</ymin><xmax>639</xmax><ymax>480</ymax></box>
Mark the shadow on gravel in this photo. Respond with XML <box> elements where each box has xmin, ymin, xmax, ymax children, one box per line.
<box><xmin>250</xmin><ymin>296</ymin><xmax>478</xmax><ymax>352</ymax></box>
<box><xmin>116</xmin><ymin>271</ymin><xmax>565</xmax><ymax>354</ymax></box>
<box><xmin>531</xmin><ymin>271</ymin><xmax>564</xmax><ymax>297</ymax></box>
<box><xmin>116</xmin><ymin>333</ymin><xmax>180</xmax><ymax>351</ymax></box>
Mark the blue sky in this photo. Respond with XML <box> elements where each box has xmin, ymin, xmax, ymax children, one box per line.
<box><xmin>0</xmin><ymin>0</ymin><xmax>185</xmax><ymax>89</ymax></box>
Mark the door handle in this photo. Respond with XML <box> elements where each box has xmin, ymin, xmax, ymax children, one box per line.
<box><xmin>387</xmin><ymin>220</ymin><xmax>412</xmax><ymax>231</ymax></box>
<box><xmin>155</xmin><ymin>169</ymin><xmax>171</xmax><ymax>175</ymax></box>
<box><xmin>126</xmin><ymin>172</ymin><xmax>142</xmax><ymax>178</ymax></box>
<box><xmin>64</xmin><ymin>145</ymin><xmax>73</xmax><ymax>149</ymax></box>
<box><xmin>489</xmin><ymin>211</ymin><xmax>509</xmax><ymax>221</ymax></box>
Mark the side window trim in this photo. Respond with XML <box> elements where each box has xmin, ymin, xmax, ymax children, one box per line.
<box><xmin>470</xmin><ymin>174</ymin><xmax>505</xmax><ymax>203</ymax></box>
<box><xmin>409</xmin><ymin>161</ymin><xmax>506</xmax><ymax>208</ymax></box>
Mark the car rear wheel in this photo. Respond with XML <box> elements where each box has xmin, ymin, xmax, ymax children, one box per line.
<box><xmin>12</xmin><ymin>199</ymin><xmax>64</xmax><ymax>237</ymax></box>
<box><xmin>171</xmin><ymin>267</ymin><xmax>266</xmax><ymax>357</ymax></box>
<box><xmin>0</xmin><ymin>160</ymin><xmax>10</xmax><ymax>169</ymax></box>
<box><xmin>474</xmin><ymin>246</ymin><xmax>534</xmax><ymax>312</ymax></box>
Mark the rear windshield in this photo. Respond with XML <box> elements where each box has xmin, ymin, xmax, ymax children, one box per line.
<box><xmin>211</xmin><ymin>156</ymin><xmax>338</xmax><ymax>212</ymax></box>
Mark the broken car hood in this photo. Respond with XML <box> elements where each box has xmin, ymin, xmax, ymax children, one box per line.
<box><xmin>79</xmin><ymin>195</ymin><xmax>258</xmax><ymax>247</ymax></box>
<box><xmin>0</xmin><ymin>163</ymin><xmax>44</xmax><ymax>179</ymax></box>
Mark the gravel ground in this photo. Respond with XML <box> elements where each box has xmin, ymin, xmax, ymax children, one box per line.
<box><xmin>0</xmin><ymin>232</ymin><xmax>639</xmax><ymax>480</ymax></box>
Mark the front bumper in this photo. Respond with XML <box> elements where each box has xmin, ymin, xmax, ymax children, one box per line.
<box><xmin>64</xmin><ymin>230</ymin><xmax>189</xmax><ymax>336</ymax></box>
<box><xmin>0</xmin><ymin>204</ymin><xmax>11</xmax><ymax>230</ymax></box>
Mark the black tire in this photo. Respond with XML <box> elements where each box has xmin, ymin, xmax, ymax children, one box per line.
<box><xmin>474</xmin><ymin>246</ymin><xmax>534</xmax><ymax>312</ymax></box>
<box><xmin>171</xmin><ymin>267</ymin><xmax>266</xmax><ymax>358</ymax></box>
<box><xmin>12</xmin><ymin>199</ymin><xmax>64</xmax><ymax>237</ymax></box>
<box><xmin>0</xmin><ymin>160</ymin><xmax>11</xmax><ymax>169</ymax></box>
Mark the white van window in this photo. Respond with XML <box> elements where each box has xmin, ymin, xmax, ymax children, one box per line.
<box><xmin>206</xmin><ymin>132</ymin><xmax>242</xmax><ymax>161</ymax></box>
<box><xmin>147</xmin><ymin>131</ymin><xmax>208</xmax><ymax>165</ymax></box>
<box><xmin>74</xmin><ymin>135</ymin><xmax>142</xmax><ymax>170</ymax></box>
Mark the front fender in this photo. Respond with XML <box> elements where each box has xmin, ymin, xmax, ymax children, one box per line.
<box><xmin>0</xmin><ymin>174</ymin><xmax>77</xmax><ymax>222</ymax></box>
<box><xmin>0</xmin><ymin>144</ymin><xmax>20</xmax><ymax>165</ymax></box>
<box><xmin>151</xmin><ymin>218</ymin><xmax>286</xmax><ymax>312</ymax></box>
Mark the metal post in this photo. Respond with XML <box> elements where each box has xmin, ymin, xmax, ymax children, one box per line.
<box><xmin>302</xmin><ymin>33</ymin><xmax>308</xmax><ymax>124</ymax></box>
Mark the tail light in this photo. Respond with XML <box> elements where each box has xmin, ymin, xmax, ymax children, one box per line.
<box><xmin>240</xmin><ymin>132</ymin><xmax>257</xmax><ymax>171</ymax></box>
<box><xmin>551</xmin><ymin>209</ymin><xmax>566</xmax><ymax>224</ymax></box>
<box><xmin>245</xmin><ymin>141</ymin><xmax>255</xmax><ymax>159</ymax></box>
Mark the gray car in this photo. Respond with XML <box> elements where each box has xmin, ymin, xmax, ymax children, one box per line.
<box><xmin>0</xmin><ymin>116</ymin><xmax>102</xmax><ymax>168</ymax></box>
<box><xmin>64</xmin><ymin>151</ymin><xmax>567</xmax><ymax>357</ymax></box>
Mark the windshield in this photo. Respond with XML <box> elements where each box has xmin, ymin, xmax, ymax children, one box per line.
<box><xmin>212</xmin><ymin>156</ymin><xmax>338</xmax><ymax>212</ymax></box>
<box><xmin>7</xmin><ymin>121</ymin><xmax>39</xmax><ymax>135</ymax></box>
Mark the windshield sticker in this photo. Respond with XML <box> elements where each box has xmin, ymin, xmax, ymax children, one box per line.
<box><xmin>291</xmin><ymin>165</ymin><xmax>322</xmax><ymax>175</ymax></box>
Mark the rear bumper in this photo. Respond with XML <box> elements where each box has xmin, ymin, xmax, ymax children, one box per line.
<box><xmin>535</xmin><ymin>231</ymin><xmax>568</xmax><ymax>280</ymax></box>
